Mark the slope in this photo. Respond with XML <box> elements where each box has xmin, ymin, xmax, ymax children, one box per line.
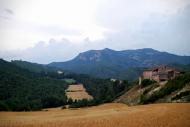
<box><xmin>115</xmin><ymin>73</ymin><xmax>190</xmax><ymax>105</ymax></box>
<box><xmin>0</xmin><ymin>59</ymin><xmax>68</xmax><ymax>111</ymax></box>
<box><xmin>11</xmin><ymin>60</ymin><xmax>62</xmax><ymax>73</ymax></box>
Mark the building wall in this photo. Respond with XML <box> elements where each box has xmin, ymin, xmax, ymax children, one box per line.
<box><xmin>140</xmin><ymin>66</ymin><xmax>181</xmax><ymax>84</ymax></box>
<box><xmin>143</xmin><ymin>71</ymin><xmax>153</xmax><ymax>80</ymax></box>
<box><xmin>152</xmin><ymin>75</ymin><xmax>160</xmax><ymax>82</ymax></box>
<box><xmin>159</xmin><ymin>73</ymin><xmax>168</xmax><ymax>81</ymax></box>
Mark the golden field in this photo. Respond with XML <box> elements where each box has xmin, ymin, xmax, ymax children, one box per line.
<box><xmin>66</xmin><ymin>84</ymin><xmax>85</xmax><ymax>91</ymax></box>
<box><xmin>0</xmin><ymin>103</ymin><xmax>190</xmax><ymax>127</ymax></box>
<box><xmin>66</xmin><ymin>84</ymin><xmax>93</xmax><ymax>100</ymax></box>
<box><xmin>66</xmin><ymin>91</ymin><xmax>93</xmax><ymax>100</ymax></box>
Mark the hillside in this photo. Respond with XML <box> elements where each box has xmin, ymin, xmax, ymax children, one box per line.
<box><xmin>11</xmin><ymin>60</ymin><xmax>61</xmax><ymax>73</ymax></box>
<box><xmin>0</xmin><ymin>59</ymin><xmax>128</xmax><ymax>111</ymax></box>
<box><xmin>115</xmin><ymin>74</ymin><xmax>190</xmax><ymax>105</ymax></box>
<box><xmin>49</xmin><ymin>48</ymin><xmax>190</xmax><ymax>80</ymax></box>
<box><xmin>0</xmin><ymin>103</ymin><xmax>190</xmax><ymax>127</ymax></box>
<box><xmin>0</xmin><ymin>59</ymin><xmax>68</xmax><ymax>111</ymax></box>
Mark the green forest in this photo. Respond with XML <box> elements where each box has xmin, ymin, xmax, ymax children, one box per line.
<box><xmin>0</xmin><ymin>59</ymin><xmax>129</xmax><ymax>111</ymax></box>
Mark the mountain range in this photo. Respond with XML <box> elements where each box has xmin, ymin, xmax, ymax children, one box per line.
<box><xmin>1</xmin><ymin>48</ymin><xmax>190</xmax><ymax>111</ymax></box>
<box><xmin>49</xmin><ymin>48</ymin><xmax>190</xmax><ymax>80</ymax></box>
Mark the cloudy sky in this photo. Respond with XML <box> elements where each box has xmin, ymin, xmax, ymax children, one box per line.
<box><xmin>0</xmin><ymin>0</ymin><xmax>190</xmax><ymax>63</ymax></box>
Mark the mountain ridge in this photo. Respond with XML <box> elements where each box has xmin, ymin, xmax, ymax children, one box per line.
<box><xmin>48</xmin><ymin>48</ymin><xmax>190</xmax><ymax>80</ymax></box>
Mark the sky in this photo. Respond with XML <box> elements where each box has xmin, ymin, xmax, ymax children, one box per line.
<box><xmin>0</xmin><ymin>0</ymin><xmax>190</xmax><ymax>64</ymax></box>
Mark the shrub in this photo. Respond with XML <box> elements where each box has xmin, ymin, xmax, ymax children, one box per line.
<box><xmin>172</xmin><ymin>91</ymin><xmax>190</xmax><ymax>100</ymax></box>
<box><xmin>0</xmin><ymin>101</ymin><xmax>10</xmax><ymax>111</ymax></box>
<box><xmin>69</xmin><ymin>99</ymin><xmax>99</xmax><ymax>108</ymax></box>
<box><xmin>141</xmin><ymin>79</ymin><xmax>156</xmax><ymax>88</ymax></box>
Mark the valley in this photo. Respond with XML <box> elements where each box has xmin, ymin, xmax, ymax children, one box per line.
<box><xmin>0</xmin><ymin>48</ymin><xmax>190</xmax><ymax>127</ymax></box>
<box><xmin>0</xmin><ymin>103</ymin><xmax>190</xmax><ymax>127</ymax></box>
<box><xmin>1</xmin><ymin>0</ymin><xmax>190</xmax><ymax>126</ymax></box>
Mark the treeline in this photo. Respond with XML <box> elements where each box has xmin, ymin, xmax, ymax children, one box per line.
<box><xmin>0</xmin><ymin>59</ymin><xmax>130</xmax><ymax>111</ymax></box>
<box><xmin>66</xmin><ymin>98</ymin><xmax>96</xmax><ymax>108</ymax></box>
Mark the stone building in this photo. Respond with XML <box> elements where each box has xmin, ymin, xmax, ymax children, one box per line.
<box><xmin>139</xmin><ymin>65</ymin><xmax>182</xmax><ymax>84</ymax></box>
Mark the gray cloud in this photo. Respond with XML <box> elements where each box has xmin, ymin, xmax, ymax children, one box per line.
<box><xmin>1</xmin><ymin>0</ymin><xmax>190</xmax><ymax>63</ymax></box>
<box><xmin>0</xmin><ymin>8</ymin><xmax>14</xmax><ymax>19</ymax></box>
<box><xmin>95</xmin><ymin>3</ymin><xmax>190</xmax><ymax>55</ymax></box>
<box><xmin>4</xmin><ymin>8</ymin><xmax>13</xmax><ymax>15</ymax></box>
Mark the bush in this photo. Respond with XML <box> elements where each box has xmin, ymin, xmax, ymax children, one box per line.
<box><xmin>69</xmin><ymin>99</ymin><xmax>99</xmax><ymax>108</ymax></box>
<box><xmin>172</xmin><ymin>91</ymin><xmax>190</xmax><ymax>100</ymax></box>
<box><xmin>0</xmin><ymin>101</ymin><xmax>10</xmax><ymax>111</ymax></box>
<box><xmin>61</xmin><ymin>105</ymin><xmax>66</xmax><ymax>109</ymax></box>
<box><xmin>141</xmin><ymin>79</ymin><xmax>156</xmax><ymax>88</ymax></box>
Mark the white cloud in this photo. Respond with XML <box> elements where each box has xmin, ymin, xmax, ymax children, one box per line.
<box><xmin>0</xmin><ymin>0</ymin><xmax>190</xmax><ymax>63</ymax></box>
<box><xmin>0</xmin><ymin>0</ymin><xmax>107</xmax><ymax>51</ymax></box>
<box><xmin>1</xmin><ymin>38</ymin><xmax>103</xmax><ymax>64</ymax></box>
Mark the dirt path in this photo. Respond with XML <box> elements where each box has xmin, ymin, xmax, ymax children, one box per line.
<box><xmin>0</xmin><ymin>103</ymin><xmax>190</xmax><ymax>127</ymax></box>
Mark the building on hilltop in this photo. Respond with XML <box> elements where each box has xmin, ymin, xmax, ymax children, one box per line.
<box><xmin>139</xmin><ymin>65</ymin><xmax>182</xmax><ymax>85</ymax></box>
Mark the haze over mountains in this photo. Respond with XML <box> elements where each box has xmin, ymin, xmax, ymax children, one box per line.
<box><xmin>49</xmin><ymin>48</ymin><xmax>190</xmax><ymax>80</ymax></box>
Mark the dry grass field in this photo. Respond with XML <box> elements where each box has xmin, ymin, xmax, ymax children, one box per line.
<box><xmin>66</xmin><ymin>91</ymin><xmax>93</xmax><ymax>100</ymax></box>
<box><xmin>0</xmin><ymin>103</ymin><xmax>190</xmax><ymax>127</ymax></box>
<box><xmin>66</xmin><ymin>84</ymin><xmax>85</xmax><ymax>91</ymax></box>
<box><xmin>66</xmin><ymin>84</ymin><xmax>93</xmax><ymax>100</ymax></box>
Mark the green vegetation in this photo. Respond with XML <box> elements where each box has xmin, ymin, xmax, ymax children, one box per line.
<box><xmin>141</xmin><ymin>79</ymin><xmax>156</xmax><ymax>88</ymax></box>
<box><xmin>63</xmin><ymin>78</ymin><xmax>76</xmax><ymax>84</ymax></box>
<box><xmin>0</xmin><ymin>59</ymin><xmax>68</xmax><ymax>111</ymax></box>
<box><xmin>11</xmin><ymin>60</ymin><xmax>60</xmax><ymax>73</ymax></box>
<box><xmin>0</xmin><ymin>59</ymin><xmax>130</xmax><ymax>111</ymax></box>
<box><xmin>140</xmin><ymin>73</ymin><xmax>190</xmax><ymax>104</ymax></box>
<box><xmin>69</xmin><ymin>99</ymin><xmax>96</xmax><ymax>108</ymax></box>
<box><xmin>65</xmin><ymin>74</ymin><xmax>130</xmax><ymax>104</ymax></box>
<box><xmin>171</xmin><ymin>91</ymin><xmax>190</xmax><ymax>100</ymax></box>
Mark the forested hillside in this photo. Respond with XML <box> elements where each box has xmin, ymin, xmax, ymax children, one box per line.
<box><xmin>0</xmin><ymin>59</ymin><xmax>129</xmax><ymax>111</ymax></box>
<box><xmin>64</xmin><ymin>74</ymin><xmax>130</xmax><ymax>106</ymax></box>
<box><xmin>0</xmin><ymin>59</ymin><xmax>68</xmax><ymax>111</ymax></box>
<box><xmin>11</xmin><ymin>60</ymin><xmax>60</xmax><ymax>73</ymax></box>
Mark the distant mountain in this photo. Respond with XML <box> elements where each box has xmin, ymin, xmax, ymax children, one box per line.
<box><xmin>48</xmin><ymin>48</ymin><xmax>190</xmax><ymax>80</ymax></box>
